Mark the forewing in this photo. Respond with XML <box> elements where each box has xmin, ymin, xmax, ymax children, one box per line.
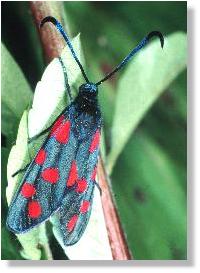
<box><xmin>7</xmin><ymin>104</ymin><xmax>78</xmax><ymax>233</ymax></box>
<box><xmin>58</xmin><ymin>135</ymin><xmax>100</xmax><ymax>246</ymax></box>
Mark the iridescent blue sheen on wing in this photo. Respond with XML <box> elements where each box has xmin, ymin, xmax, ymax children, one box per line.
<box><xmin>6</xmin><ymin>95</ymin><xmax>102</xmax><ymax>235</ymax></box>
<box><xmin>7</xmin><ymin>104</ymin><xmax>75</xmax><ymax>233</ymax></box>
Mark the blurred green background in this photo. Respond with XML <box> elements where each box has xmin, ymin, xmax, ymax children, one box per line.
<box><xmin>1</xmin><ymin>1</ymin><xmax>187</xmax><ymax>260</ymax></box>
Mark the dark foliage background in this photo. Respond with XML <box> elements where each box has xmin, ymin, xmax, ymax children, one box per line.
<box><xmin>1</xmin><ymin>1</ymin><xmax>187</xmax><ymax>260</ymax></box>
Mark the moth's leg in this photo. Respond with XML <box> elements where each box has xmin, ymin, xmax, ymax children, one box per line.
<box><xmin>28</xmin><ymin>58</ymin><xmax>70</xmax><ymax>144</ymax></box>
<box><xmin>28</xmin><ymin>106</ymin><xmax>68</xmax><ymax>144</ymax></box>
<box><xmin>12</xmin><ymin>163</ymin><xmax>31</xmax><ymax>178</ymax></box>
<box><xmin>28</xmin><ymin>126</ymin><xmax>52</xmax><ymax>144</ymax></box>
<box><xmin>94</xmin><ymin>181</ymin><xmax>102</xmax><ymax>196</ymax></box>
<box><xmin>58</xmin><ymin>57</ymin><xmax>73</xmax><ymax>102</ymax></box>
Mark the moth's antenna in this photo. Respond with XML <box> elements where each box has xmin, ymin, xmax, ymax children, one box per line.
<box><xmin>40</xmin><ymin>16</ymin><xmax>90</xmax><ymax>83</ymax></box>
<box><xmin>95</xmin><ymin>31</ymin><xmax>164</xmax><ymax>86</ymax></box>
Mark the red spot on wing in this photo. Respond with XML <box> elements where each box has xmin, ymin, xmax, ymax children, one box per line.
<box><xmin>91</xmin><ymin>166</ymin><xmax>97</xmax><ymax>181</ymax></box>
<box><xmin>80</xmin><ymin>200</ymin><xmax>90</xmax><ymax>213</ymax></box>
<box><xmin>28</xmin><ymin>201</ymin><xmax>42</xmax><ymax>218</ymax></box>
<box><xmin>21</xmin><ymin>183</ymin><xmax>36</xmax><ymax>198</ymax></box>
<box><xmin>55</xmin><ymin>120</ymin><xmax>71</xmax><ymax>144</ymax></box>
<box><xmin>67</xmin><ymin>161</ymin><xmax>78</xmax><ymax>187</ymax></box>
<box><xmin>41</xmin><ymin>168</ymin><xmax>59</xmax><ymax>184</ymax></box>
<box><xmin>50</xmin><ymin>115</ymin><xmax>65</xmax><ymax>136</ymax></box>
<box><xmin>67</xmin><ymin>214</ymin><xmax>78</xmax><ymax>232</ymax></box>
<box><xmin>89</xmin><ymin>130</ymin><xmax>100</xmax><ymax>153</ymax></box>
<box><xmin>35</xmin><ymin>149</ymin><xmax>46</xmax><ymax>165</ymax></box>
<box><xmin>76</xmin><ymin>179</ymin><xmax>87</xmax><ymax>193</ymax></box>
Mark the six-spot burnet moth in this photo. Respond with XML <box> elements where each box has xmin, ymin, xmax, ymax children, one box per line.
<box><xmin>6</xmin><ymin>16</ymin><xmax>164</xmax><ymax>246</ymax></box>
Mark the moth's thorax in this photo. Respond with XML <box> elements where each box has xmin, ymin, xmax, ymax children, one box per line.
<box><xmin>71</xmin><ymin>83</ymin><xmax>101</xmax><ymax>141</ymax></box>
<box><xmin>79</xmin><ymin>82</ymin><xmax>97</xmax><ymax>92</ymax></box>
<box><xmin>76</xmin><ymin>83</ymin><xmax>99</xmax><ymax>114</ymax></box>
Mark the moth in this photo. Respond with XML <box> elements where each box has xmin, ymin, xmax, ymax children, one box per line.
<box><xmin>7</xmin><ymin>16</ymin><xmax>164</xmax><ymax>246</ymax></box>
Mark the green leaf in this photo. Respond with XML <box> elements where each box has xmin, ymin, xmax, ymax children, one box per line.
<box><xmin>17</xmin><ymin>224</ymin><xmax>51</xmax><ymax>260</ymax></box>
<box><xmin>1</xmin><ymin>43</ymin><xmax>32</xmax><ymax>137</ymax></box>
<box><xmin>1</xmin><ymin>227</ymin><xmax>23</xmax><ymax>260</ymax></box>
<box><xmin>169</xmin><ymin>70</ymin><xmax>187</xmax><ymax>120</ymax></box>
<box><xmin>6</xmin><ymin>111</ymin><xmax>30</xmax><ymax>204</ymax></box>
<box><xmin>108</xmin><ymin>32</ymin><xmax>187</xmax><ymax>173</ymax></box>
<box><xmin>1</xmin><ymin>147</ymin><xmax>23</xmax><ymax>260</ymax></box>
<box><xmin>2</xmin><ymin>147</ymin><xmax>10</xmax><ymax>206</ymax></box>
<box><xmin>112</xmin><ymin>131</ymin><xmax>186</xmax><ymax>259</ymax></box>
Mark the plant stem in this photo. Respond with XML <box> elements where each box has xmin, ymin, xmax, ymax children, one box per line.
<box><xmin>30</xmin><ymin>1</ymin><xmax>132</xmax><ymax>260</ymax></box>
<box><xmin>30</xmin><ymin>1</ymin><xmax>65</xmax><ymax>63</ymax></box>
<box><xmin>98</xmin><ymin>156</ymin><xmax>132</xmax><ymax>259</ymax></box>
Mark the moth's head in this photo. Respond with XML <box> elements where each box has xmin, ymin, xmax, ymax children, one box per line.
<box><xmin>79</xmin><ymin>83</ymin><xmax>98</xmax><ymax>96</ymax></box>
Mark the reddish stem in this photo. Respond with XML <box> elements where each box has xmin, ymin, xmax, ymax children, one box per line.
<box><xmin>30</xmin><ymin>1</ymin><xmax>65</xmax><ymax>63</ymax></box>
<box><xmin>30</xmin><ymin>1</ymin><xmax>132</xmax><ymax>260</ymax></box>
<box><xmin>97</xmin><ymin>157</ymin><xmax>132</xmax><ymax>259</ymax></box>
